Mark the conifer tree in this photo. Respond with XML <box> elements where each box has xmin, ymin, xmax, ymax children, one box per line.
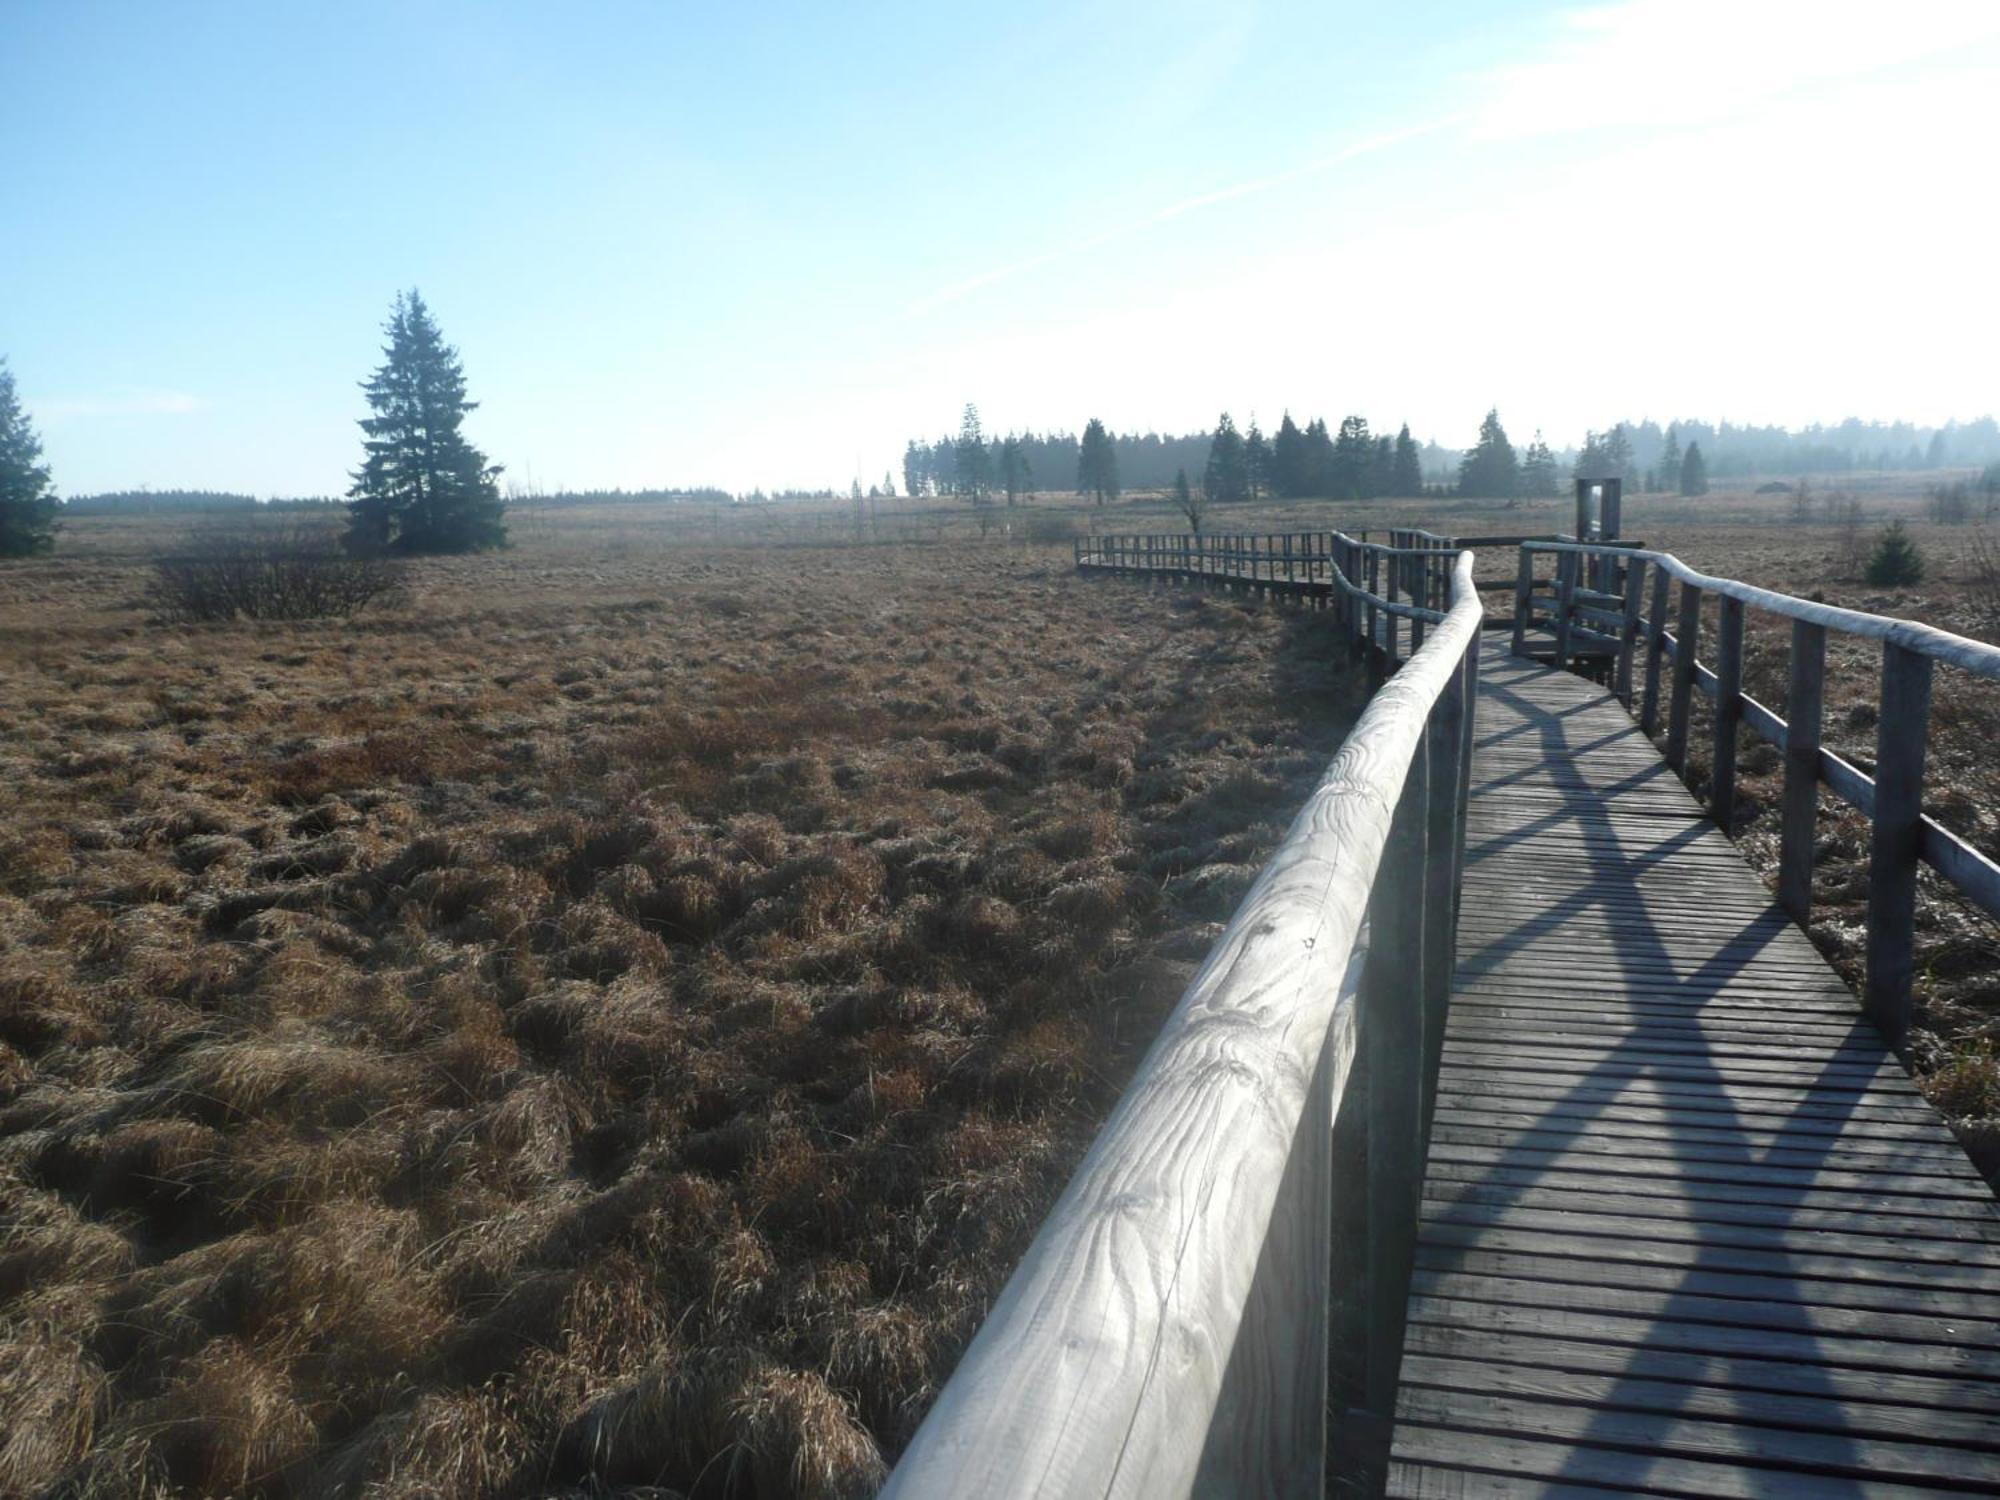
<box><xmin>1457</xmin><ymin>408</ymin><xmax>1519</xmax><ymax>499</ymax></box>
<box><xmin>1271</xmin><ymin>413</ymin><xmax>1307</xmax><ymax>498</ymax></box>
<box><xmin>0</xmin><ymin>359</ymin><xmax>59</xmax><ymax>558</ymax></box>
<box><xmin>1679</xmin><ymin>441</ymin><xmax>1709</xmax><ymax>497</ymax></box>
<box><xmin>1303</xmin><ymin>418</ymin><xmax>1335</xmax><ymax>497</ymax></box>
<box><xmin>1658</xmin><ymin>426</ymin><xmax>1682</xmax><ymax>492</ymax></box>
<box><xmin>1519</xmin><ymin>431</ymin><xmax>1560</xmax><ymax>498</ymax></box>
<box><xmin>1330</xmin><ymin>415</ymin><xmax>1373</xmax><ymax>499</ymax></box>
<box><xmin>1203</xmin><ymin>412</ymin><xmax>1249</xmax><ymax>503</ymax></box>
<box><xmin>903</xmin><ymin>440</ymin><xmax>925</xmax><ymax>498</ymax></box>
<box><xmin>1866</xmin><ymin>520</ymin><xmax>1924</xmax><ymax>585</ymax></box>
<box><xmin>955</xmin><ymin>403</ymin><xmax>990</xmax><ymax>499</ymax></box>
<box><xmin>1244</xmin><ymin>419</ymin><xmax>1270</xmax><ymax>500</ymax></box>
<box><xmin>1391</xmin><ymin>424</ymin><xmax>1423</xmax><ymax>496</ymax></box>
<box><xmin>1077</xmin><ymin>418</ymin><xmax>1119</xmax><ymax>504</ymax></box>
<box><xmin>347</xmin><ymin>291</ymin><xmax>505</xmax><ymax>553</ymax></box>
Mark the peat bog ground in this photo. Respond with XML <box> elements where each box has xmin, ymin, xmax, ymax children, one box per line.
<box><xmin>0</xmin><ymin>516</ymin><xmax>1364</xmax><ymax>1497</ymax></box>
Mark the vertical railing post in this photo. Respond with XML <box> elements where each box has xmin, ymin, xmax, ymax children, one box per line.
<box><xmin>1640</xmin><ymin>562</ymin><xmax>1671</xmax><ymax>735</ymax></box>
<box><xmin>1866</xmin><ymin>643</ymin><xmax>1933</xmax><ymax>1052</ymax></box>
<box><xmin>1511</xmin><ymin>547</ymin><xmax>1533</xmax><ymax>657</ymax></box>
<box><xmin>1617</xmin><ymin>557</ymin><xmax>1646</xmax><ymax>706</ymax></box>
<box><xmin>1779</xmin><ymin>620</ymin><xmax>1827</xmax><ymax>925</ymax></box>
<box><xmin>1710</xmin><ymin>595</ymin><xmax>1746</xmax><ymax>831</ymax></box>
<box><xmin>1421</xmin><ymin>667</ymin><xmax>1466</xmax><ymax>1149</ymax></box>
<box><xmin>1666</xmin><ymin>582</ymin><xmax>1701</xmax><ymax>773</ymax></box>
<box><xmin>1552</xmin><ymin>549</ymin><xmax>1577</xmax><ymax>670</ymax></box>
<box><xmin>1363</xmin><ymin>732</ymin><xmax>1427</xmax><ymax>1415</ymax></box>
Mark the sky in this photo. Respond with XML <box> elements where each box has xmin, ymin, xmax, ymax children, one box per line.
<box><xmin>3</xmin><ymin>0</ymin><xmax>1998</xmax><ymax>497</ymax></box>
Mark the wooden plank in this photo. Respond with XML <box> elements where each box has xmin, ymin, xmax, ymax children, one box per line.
<box><xmin>1396</xmin><ymin>1386</ymin><xmax>2000</xmax><ymax>1491</ymax></box>
<box><xmin>1400</xmin><ymin>1352</ymin><xmax>2000</xmax><ymax>1453</ymax></box>
<box><xmin>1390</xmin><ymin>1425</ymin><xmax>1977</xmax><ymax>1499</ymax></box>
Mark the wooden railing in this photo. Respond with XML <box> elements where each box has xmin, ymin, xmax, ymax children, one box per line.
<box><xmin>1513</xmin><ymin>538</ymin><xmax>2000</xmax><ymax>1048</ymax></box>
<box><xmin>884</xmin><ymin>538</ymin><xmax>1483</xmax><ymax>1497</ymax></box>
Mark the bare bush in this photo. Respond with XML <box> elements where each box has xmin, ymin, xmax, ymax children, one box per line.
<box><xmin>1969</xmin><ymin>528</ymin><xmax>2000</xmax><ymax>620</ymax></box>
<box><xmin>146</xmin><ymin>525</ymin><xmax>407</xmax><ymax>622</ymax></box>
<box><xmin>1929</xmin><ymin>480</ymin><xmax>1973</xmax><ymax>525</ymax></box>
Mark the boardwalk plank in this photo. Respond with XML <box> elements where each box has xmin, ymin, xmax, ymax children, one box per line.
<box><xmin>1391</xmin><ymin>638</ymin><xmax>2000</xmax><ymax>1498</ymax></box>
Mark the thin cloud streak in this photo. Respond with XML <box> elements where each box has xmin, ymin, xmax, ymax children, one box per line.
<box><xmin>900</xmin><ymin>114</ymin><xmax>1462</xmax><ymax>319</ymax></box>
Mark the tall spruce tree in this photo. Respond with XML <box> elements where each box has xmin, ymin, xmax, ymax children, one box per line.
<box><xmin>1271</xmin><ymin>413</ymin><xmax>1308</xmax><ymax>498</ymax></box>
<box><xmin>347</xmin><ymin>291</ymin><xmax>505</xmax><ymax>553</ymax></box>
<box><xmin>1391</xmin><ymin>424</ymin><xmax>1423</xmax><ymax>495</ymax></box>
<box><xmin>1329</xmin><ymin>415</ymin><xmax>1373</xmax><ymax>499</ymax></box>
<box><xmin>1519</xmin><ymin>430</ymin><xmax>1560</xmax><ymax>498</ymax></box>
<box><xmin>1679</xmin><ymin>441</ymin><xmax>1709</xmax><ymax>497</ymax></box>
<box><xmin>1457</xmin><ymin>408</ymin><xmax>1519</xmax><ymax>499</ymax></box>
<box><xmin>1203</xmin><ymin>412</ymin><xmax>1249</xmax><ymax>503</ymax></box>
<box><xmin>1658</xmin><ymin>426</ymin><xmax>1682</xmax><ymax>492</ymax></box>
<box><xmin>1303</xmin><ymin>418</ymin><xmax>1335</xmax><ymax>496</ymax></box>
<box><xmin>955</xmin><ymin>403</ymin><xmax>989</xmax><ymax>499</ymax></box>
<box><xmin>1077</xmin><ymin>418</ymin><xmax>1119</xmax><ymax>504</ymax></box>
<box><xmin>1244</xmin><ymin>419</ymin><xmax>1270</xmax><ymax>499</ymax></box>
<box><xmin>0</xmin><ymin>359</ymin><xmax>59</xmax><ymax>558</ymax></box>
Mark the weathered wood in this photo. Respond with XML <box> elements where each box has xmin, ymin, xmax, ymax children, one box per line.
<box><xmin>890</xmin><ymin>550</ymin><xmax>1482</xmax><ymax>1499</ymax></box>
<box><xmin>1639</xmin><ymin>559</ymin><xmax>1671</xmax><ymax>734</ymax></box>
<box><xmin>1709</xmin><ymin>593</ymin><xmax>1745</xmax><ymax>829</ymax></box>
<box><xmin>1393</xmin><ymin>638</ymin><xmax>2000</xmax><ymax>1500</ymax></box>
<box><xmin>1510</xmin><ymin>547</ymin><xmax>1533</xmax><ymax>657</ymax></box>
<box><xmin>1614</xmin><ymin>556</ymin><xmax>1645</xmax><ymax>705</ymax></box>
<box><xmin>1551</xmin><ymin>549</ymin><xmax>1576</xmax><ymax>669</ymax></box>
<box><xmin>1365</xmin><ymin>735</ymin><xmax>1429</xmax><ymax>1414</ymax></box>
<box><xmin>1865</xmin><ymin>642</ymin><xmax>1932</xmax><ymax>1052</ymax></box>
<box><xmin>1664</xmin><ymin>581</ymin><xmax>1700</xmax><ymax>772</ymax></box>
<box><xmin>1778</xmin><ymin>618</ymin><xmax>1827</xmax><ymax>924</ymax></box>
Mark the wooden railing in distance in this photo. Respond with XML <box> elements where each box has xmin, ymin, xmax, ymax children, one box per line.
<box><xmin>1513</xmin><ymin>538</ymin><xmax>2000</xmax><ymax>1049</ymax></box>
<box><xmin>884</xmin><ymin>545</ymin><xmax>1484</xmax><ymax>1498</ymax></box>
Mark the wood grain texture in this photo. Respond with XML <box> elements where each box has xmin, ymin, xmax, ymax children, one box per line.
<box><xmin>886</xmin><ymin>547</ymin><xmax>1483</xmax><ymax>1498</ymax></box>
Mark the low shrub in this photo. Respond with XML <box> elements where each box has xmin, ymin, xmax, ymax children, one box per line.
<box><xmin>146</xmin><ymin>525</ymin><xmax>406</xmax><ymax>622</ymax></box>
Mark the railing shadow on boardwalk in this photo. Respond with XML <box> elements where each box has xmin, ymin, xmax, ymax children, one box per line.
<box><xmin>1417</xmin><ymin>668</ymin><xmax>1886</xmax><ymax>1491</ymax></box>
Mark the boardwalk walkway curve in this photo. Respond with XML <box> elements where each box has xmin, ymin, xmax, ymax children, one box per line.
<box><xmin>884</xmin><ymin>524</ymin><xmax>2000</xmax><ymax>1498</ymax></box>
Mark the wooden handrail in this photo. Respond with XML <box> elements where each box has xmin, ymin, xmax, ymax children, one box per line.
<box><xmin>1513</xmin><ymin>538</ymin><xmax>2000</xmax><ymax>1049</ymax></box>
<box><xmin>886</xmin><ymin>548</ymin><xmax>1483</xmax><ymax>1497</ymax></box>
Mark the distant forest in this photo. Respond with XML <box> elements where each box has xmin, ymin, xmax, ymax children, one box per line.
<box><xmin>902</xmin><ymin>410</ymin><xmax>2000</xmax><ymax>501</ymax></box>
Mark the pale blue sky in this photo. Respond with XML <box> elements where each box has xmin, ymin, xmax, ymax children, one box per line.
<box><xmin>4</xmin><ymin>0</ymin><xmax>1997</xmax><ymax>496</ymax></box>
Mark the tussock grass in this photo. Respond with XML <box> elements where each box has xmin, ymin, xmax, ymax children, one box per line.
<box><xmin>0</xmin><ymin>518</ymin><xmax>1362</xmax><ymax>1493</ymax></box>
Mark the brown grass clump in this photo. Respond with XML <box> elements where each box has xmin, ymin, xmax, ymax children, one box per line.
<box><xmin>0</xmin><ymin>511</ymin><xmax>1362</xmax><ymax>1493</ymax></box>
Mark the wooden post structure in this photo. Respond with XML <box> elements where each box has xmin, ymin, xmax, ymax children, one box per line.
<box><xmin>1363</xmin><ymin>737</ymin><xmax>1427</xmax><ymax>1413</ymax></box>
<box><xmin>1710</xmin><ymin>595</ymin><xmax>1746</xmax><ymax>830</ymax></box>
<box><xmin>1778</xmin><ymin>620</ymin><xmax>1826</xmax><ymax>925</ymax></box>
<box><xmin>1616</xmin><ymin>556</ymin><xmax>1646</xmax><ymax>707</ymax></box>
<box><xmin>1640</xmin><ymin>563</ymin><xmax>1671</xmax><ymax>735</ymax></box>
<box><xmin>1511</xmin><ymin>547</ymin><xmax>1534</xmax><ymax>657</ymax></box>
<box><xmin>1665</xmin><ymin>582</ymin><xmax>1701</xmax><ymax>773</ymax></box>
<box><xmin>1552</xmin><ymin>549</ymin><xmax>1577</xmax><ymax>671</ymax></box>
<box><xmin>1866</xmin><ymin>643</ymin><xmax>1933</xmax><ymax>1051</ymax></box>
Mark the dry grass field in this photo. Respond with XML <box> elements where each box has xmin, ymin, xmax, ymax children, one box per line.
<box><xmin>6</xmin><ymin>482</ymin><xmax>1997</xmax><ymax>1497</ymax></box>
<box><xmin>0</xmin><ymin>508</ymin><xmax>1365</xmax><ymax>1497</ymax></box>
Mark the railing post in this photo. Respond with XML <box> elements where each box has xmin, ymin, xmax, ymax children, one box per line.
<box><xmin>1866</xmin><ymin>643</ymin><xmax>1933</xmax><ymax>1052</ymax></box>
<box><xmin>1511</xmin><ymin>547</ymin><xmax>1533</xmax><ymax>657</ymax></box>
<box><xmin>1779</xmin><ymin>620</ymin><xmax>1826</xmax><ymax>925</ymax></box>
<box><xmin>1421</xmin><ymin>668</ymin><xmax>1467</xmax><ymax>1148</ymax></box>
<box><xmin>1710</xmin><ymin>595</ymin><xmax>1746</xmax><ymax>831</ymax></box>
<box><xmin>1616</xmin><ymin>557</ymin><xmax>1646</xmax><ymax>706</ymax></box>
<box><xmin>1640</xmin><ymin>562</ymin><xmax>1671</xmax><ymax>735</ymax></box>
<box><xmin>1552</xmin><ymin>549</ymin><xmax>1577</xmax><ymax>670</ymax></box>
<box><xmin>1665</xmin><ymin>582</ymin><xmax>1701</xmax><ymax>773</ymax></box>
<box><xmin>1363</xmin><ymin>733</ymin><xmax>1427</xmax><ymax>1415</ymax></box>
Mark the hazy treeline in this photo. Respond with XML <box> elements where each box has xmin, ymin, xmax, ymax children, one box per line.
<box><xmin>903</xmin><ymin>411</ymin><xmax>2000</xmax><ymax>501</ymax></box>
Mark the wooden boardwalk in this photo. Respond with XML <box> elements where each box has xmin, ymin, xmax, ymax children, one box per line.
<box><xmin>1389</xmin><ymin>637</ymin><xmax>2000</xmax><ymax>1497</ymax></box>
